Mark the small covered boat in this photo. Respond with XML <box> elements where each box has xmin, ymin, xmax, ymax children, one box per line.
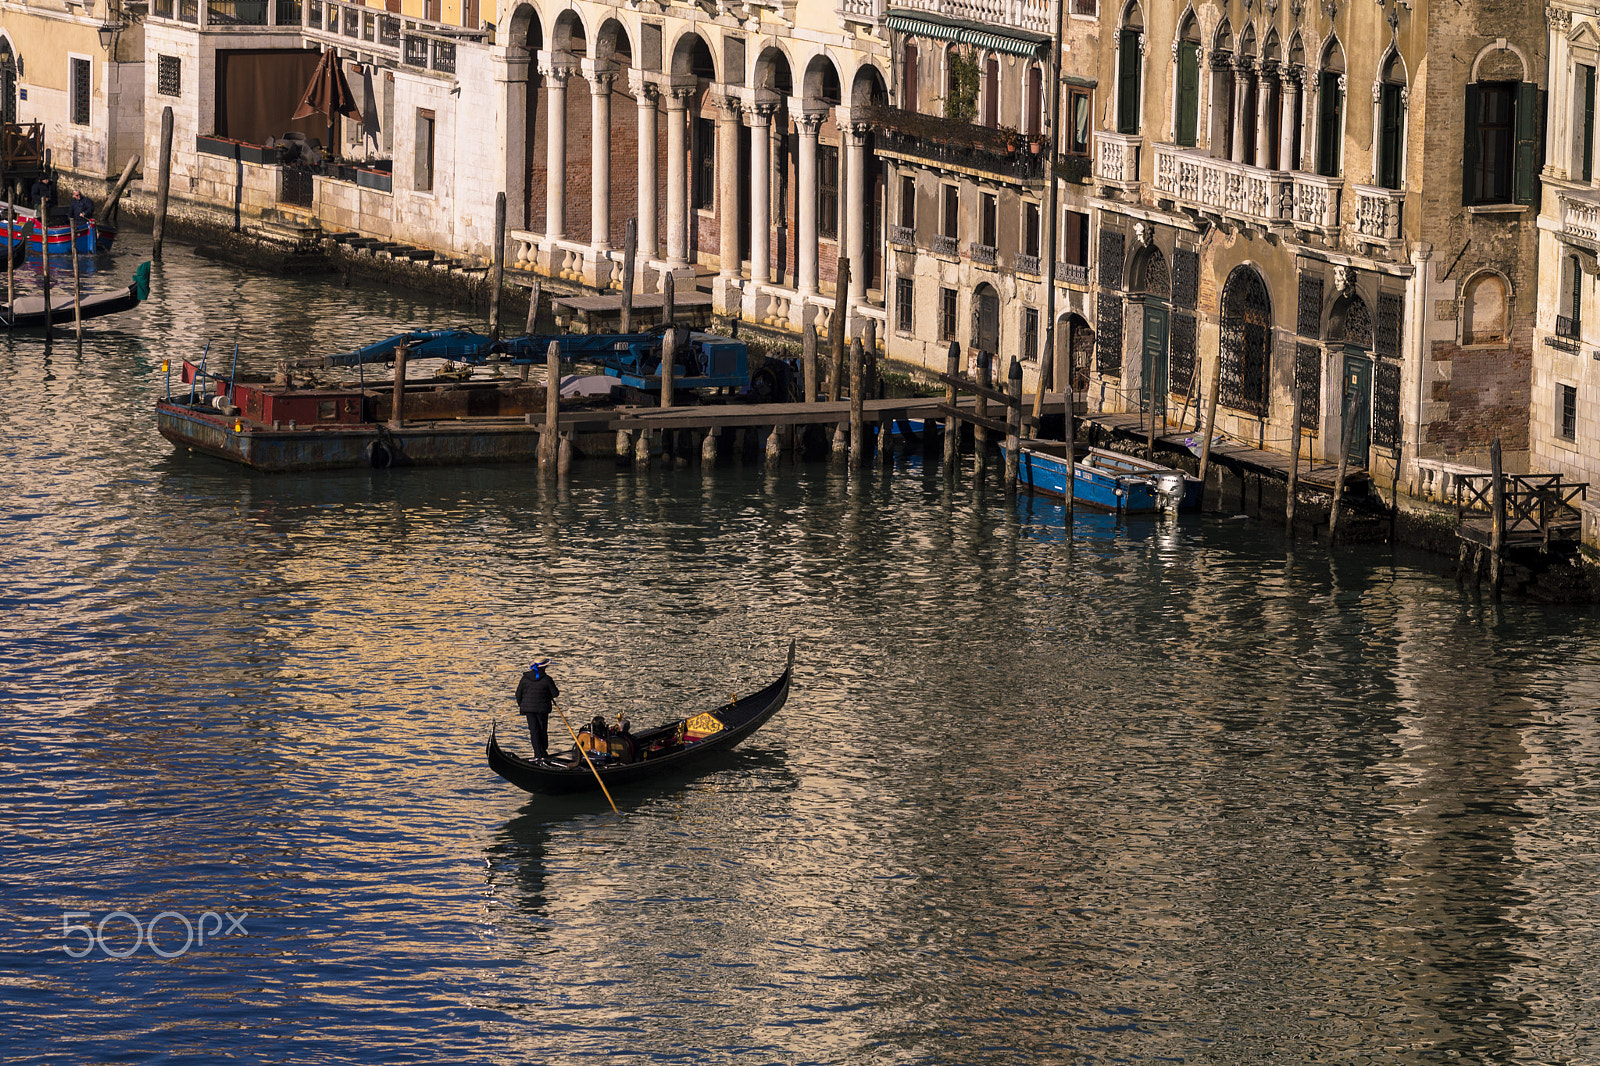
<box><xmin>488</xmin><ymin>641</ymin><xmax>794</xmax><ymax>796</ymax></box>
<box><xmin>4</xmin><ymin>208</ymin><xmax>116</xmax><ymax>255</ymax></box>
<box><xmin>0</xmin><ymin>260</ymin><xmax>150</xmax><ymax>329</ymax></box>
<box><xmin>1007</xmin><ymin>438</ymin><xmax>1201</xmax><ymax>513</ymax></box>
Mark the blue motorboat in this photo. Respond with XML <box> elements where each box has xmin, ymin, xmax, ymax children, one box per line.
<box><xmin>1006</xmin><ymin>438</ymin><xmax>1201</xmax><ymax>513</ymax></box>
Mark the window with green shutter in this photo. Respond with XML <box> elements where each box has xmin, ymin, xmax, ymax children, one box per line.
<box><xmin>1316</xmin><ymin>70</ymin><xmax>1342</xmax><ymax>177</ymax></box>
<box><xmin>1581</xmin><ymin>65</ymin><xmax>1595</xmax><ymax>182</ymax></box>
<box><xmin>1118</xmin><ymin>28</ymin><xmax>1142</xmax><ymax>133</ymax></box>
<box><xmin>1176</xmin><ymin>41</ymin><xmax>1199</xmax><ymax>147</ymax></box>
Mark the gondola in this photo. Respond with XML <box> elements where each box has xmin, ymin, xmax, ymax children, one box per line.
<box><xmin>5</xmin><ymin>218</ymin><xmax>34</xmax><ymax>268</ymax></box>
<box><xmin>487</xmin><ymin>641</ymin><xmax>794</xmax><ymax>796</ymax></box>
<box><xmin>0</xmin><ymin>261</ymin><xmax>150</xmax><ymax>329</ymax></box>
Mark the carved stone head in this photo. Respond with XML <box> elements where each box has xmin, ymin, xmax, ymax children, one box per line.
<box><xmin>1333</xmin><ymin>264</ymin><xmax>1351</xmax><ymax>293</ymax></box>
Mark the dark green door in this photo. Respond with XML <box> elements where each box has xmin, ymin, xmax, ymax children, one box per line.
<box><xmin>1142</xmin><ymin>302</ymin><xmax>1170</xmax><ymax>416</ymax></box>
<box><xmin>1342</xmin><ymin>352</ymin><xmax>1371</xmax><ymax>467</ymax></box>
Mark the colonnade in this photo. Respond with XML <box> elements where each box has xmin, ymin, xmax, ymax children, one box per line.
<box><xmin>1217</xmin><ymin>57</ymin><xmax>1305</xmax><ymax>171</ymax></box>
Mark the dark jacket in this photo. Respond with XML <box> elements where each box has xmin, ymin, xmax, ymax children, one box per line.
<box><xmin>70</xmin><ymin>195</ymin><xmax>95</xmax><ymax>220</ymax></box>
<box><xmin>515</xmin><ymin>669</ymin><xmax>559</xmax><ymax>717</ymax></box>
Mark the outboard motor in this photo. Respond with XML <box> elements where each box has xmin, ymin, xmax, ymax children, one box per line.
<box><xmin>1154</xmin><ymin>473</ymin><xmax>1187</xmax><ymax>512</ymax></box>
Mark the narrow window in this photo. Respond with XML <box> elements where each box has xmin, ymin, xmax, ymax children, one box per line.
<box><xmin>1580</xmin><ymin>64</ymin><xmax>1596</xmax><ymax>183</ymax></box>
<box><xmin>1117</xmin><ymin>28</ymin><xmax>1142</xmax><ymax>133</ymax></box>
<box><xmin>1562</xmin><ymin>383</ymin><xmax>1578</xmax><ymax>440</ymax></box>
<box><xmin>899</xmin><ymin>175</ymin><xmax>915</xmax><ymax>229</ymax></box>
<box><xmin>982</xmin><ymin>54</ymin><xmax>999</xmax><ymax>127</ymax></box>
<box><xmin>693</xmin><ymin>118</ymin><xmax>715</xmax><ymax>210</ymax></box>
<box><xmin>896</xmin><ymin>276</ymin><xmax>914</xmax><ymax>332</ymax></box>
<box><xmin>819</xmin><ymin>145</ymin><xmax>839</xmax><ymax>239</ymax></box>
<box><xmin>70</xmin><ymin>57</ymin><xmax>91</xmax><ymax>126</ymax></box>
<box><xmin>1316</xmin><ymin>70</ymin><xmax>1343</xmax><ymax>177</ymax></box>
<box><xmin>1065</xmin><ymin>210</ymin><xmax>1089</xmax><ymax>267</ymax></box>
<box><xmin>1569</xmin><ymin>254</ymin><xmax>1583</xmax><ymax>337</ymax></box>
<box><xmin>1023</xmin><ymin>203</ymin><xmax>1041</xmax><ymax>258</ymax></box>
<box><xmin>1023</xmin><ymin>307</ymin><xmax>1040</xmax><ymax>362</ymax></box>
<box><xmin>1025</xmin><ymin>65</ymin><xmax>1043</xmax><ymax>137</ymax></box>
<box><xmin>979</xmin><ymin>193</ymin><xmax>997</xmax><ymax>248</ymax></box>
<box><xmin>1067</xmin><ymin>89</ymin><xmax>1092</xmax><ymax>155</ymax></box>
<box><xmin>939</xmin><ymin>287</ymin><xmax>958</xmax><ymax>340</ymax></box>
<box><xmin>1377</xmin><ymin>57</ymin><xmax>1406</xmax><ymax>189</ymax></box>
<box><xmin>1176</xmin><ymin>40</ymin><xmax>1199</xmax><ymax>147</ymax></box>
<box><xmin>941</xmin><ymin>184</ymin><xmax>959</xmax><ymax>239</ymax></box>
<box><xmin>415</xmin><ymin>109</ymin><xmax>435</xmax><ymax>191</ymax></box>
<box><xmin>903</xmin><ymin>41</ymin><xmax>919</xmax><ymax>114</ymax></box>
<box><xmin>157</xmin><ymin>55</ymin><xmax>182</xmax><ymax>98</ymax></box>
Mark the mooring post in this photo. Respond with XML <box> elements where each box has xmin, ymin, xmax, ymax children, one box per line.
<box><xmin>1329</xmin><ymin>395</ymin><xmax>1360</xmax><ymax>544</ymax></box>
<box><xmin>520</xmin><ymin>278</ymin><xmax>541</xmax><ymax>382</ymax></box>
<box><xmin>662</xmin><ymin>271</ymin><xmax>676</xmax><ymax>328</ymax></box>
<box><xmin>620</xmin><ymin>217</ymin><xmax>637</xmax><ymax>335</ymax></box>
<box><xmin>849</xmin><ymin>337</ymin><xmax>865</xmax><ymax>465</ymax></box>
<box><xmin>864</xmin><ymin>317</ymin><xmax>879</xmax><ymax>400</ymax></box>
<box><xmin>1196</xmin><ymin>352</ymin><xmax>1221</xmax><ymax>510</ymax></box>
<box><xmin>765</xmin><ymin>425</ymin><xmax>781</xmax><ymax>465</ymax></box>
<box><xmin>829</xmin><ymin>259</ymin><xmax>850</xmax><ymax>402</ymax></box>
<box><xmin>702</xmin><ymin>426</ymin><xmax>718</xmax><ymax>464</ymax></box>
<box><xmin>634</xmin><ymin>429</ymin><xmax>651</xmax><ymax>466</ymax></box>
<box><xmin>1490</xmin><ymin>436</ymin><xmax>1505</xmax><ymax>596</ymax></box>
<box><xmin>943</xmin><ymin>341</ymin><xmax>960</xmax><ymax>474</ymax></box>
<box><xmin>661</xmin><ymin>326</ymin><xmax>676</xmax><ymax>409</ymax></box>
<box><xmin>616</xmin><ymin>429</ymin><xmax>631</xmax><ymax>460</ymax></box>
<box><xmin>558</xmin><ymin>434</ymin><xmax>572</xmax><ymax>476</ymax></box>
<box><xmin>540</xmin><ymin>339</ymin><xmax>561</xmax><ymax>472</ymax></box>
<box><xmin>70</xmin><ymin>216</ymin><xmax>83</xmax><ymax>339</ymax></box>
<box><xmin>1064</xmin><ymin>366</ymin><xmax>1076</xmax><ymax>513</ymax></box>
<box><xmin>39</xmin><ymin>199</ymin><xmax>51</xmax><ymax>343</ymax></box>
<box><xmin>389</xmin><ymin>342</ymin><xmax>408</xmax><ymax>430</ymax></box>
<box><xmin>489</xmin><ymin>191</ymin><xmax>506</xmax><ymax>341</ymax></box>
<box><xmin>5</xmin><ymin>195</ymin><xmax>14</xmax><ymax>325</ymax></box>
<box><xmin>802</xmin><ymin>321</ymin><xmax>818</xmax><ymax>403</ymax></box>
<box><xmin>974</xmin><ymin>352</ymin><xmax>991</xmax><ymax>480</ymax></box>
<box><xmin>1286</xmin><ymin>387</ymin><xmax>1302</xmax><ymax>539</ymax></box>
<box><xmin>1005</xmin><ymin>358</ymin><xmax>1023</xmax><ymax>494</ymax></box>
<box><xmin>153</xmin><ymin>107</ymin><xmax>174</xmax><ymax>261</ymax></box>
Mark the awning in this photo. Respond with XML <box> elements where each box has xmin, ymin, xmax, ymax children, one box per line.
<box><xmin>884</xmin><ymin>9</ymin><xmax>1052</xmax><ymax>59</ymax></box>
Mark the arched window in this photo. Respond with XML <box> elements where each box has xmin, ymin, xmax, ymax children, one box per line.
<box><xmin>982</xmin><ymin>52</ymin><xmax>999</xmax><ymax>127</ymax></box>
<box><xmin>1316</xmin><ymin>39</ymin><xmax>1345</xmax><ymax>178</ymax></box>
<box><xmin>1118</xmin><ymin>3</ymin><xmax>1144</xmax><ymax>133</ymax></box>
<box><xmin>902</xmin><ymin>40</ymin><xmax>919</xmax><ymax>113</ymax></box>
<box><xmin>1209</xmin><ymin>21</ymin><xmax>1234</xmax><ymax>157</ymax></box>
<box><xmin>1220</xmin><ymin>265</ymin><xmax>1273</xmax><ymax>415</ymax></box>
<box><xmin>1175</xmin><ymin>15</ymin><xmax>1201</xmax><ymax>147</ymax></box>
<box><xmin>0</xmin><ymin>40</ymin><xmax>15</xmax><ymax>126</ymax></box>
<box><xmin>1376</xmin><ymin>52</ymin><xmax>1406</xmax><ymax>189</ymax></box>
<box><xmin>1463</xmin><ymin>270</ymin><xmax>1511</xmax><ymax>343</ymax></box>
<box><xmin>1025</xmin><ymin>63</ymin><xmax>1043</xmax><ymax>137</ymax></box>
<box><xmin>1464</xmin><ymin>43</ymin><xmax>1534</xmax><ymax>205</ymax></box>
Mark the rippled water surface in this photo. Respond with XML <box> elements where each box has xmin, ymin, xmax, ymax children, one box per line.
<box><xmin>5</xmin><ymin>232</ymin><xmax>1600</xmax><ymax>1065</ymax></box>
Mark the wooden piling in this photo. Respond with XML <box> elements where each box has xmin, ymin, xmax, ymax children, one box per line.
<box><xmin>1196</xmin><ymin>353</ymin><xmax>1221</xmax><ymax>509</ymax></box>
<box><xmin>974</xmin><ymin>352</ymin><xmax>991</xmax><ymax>479</ymax></box>
<box><xmin>70</xmin><ymin>216</ymin><xmax>82</xmax><ymax>339</ymax></box>
<box><xmin>539</xmin><ymin>340</ymin><xmax>560</xmax><ymax>472</ymax></box>
<box><xmin>943</xmin><ymin>341</ymin><xmax>960</xmax><ymax>473</ymax></box>
<box><xmin>1328</xmin><ymin>396</ymin><xmax>1361</xmax><ymax>544</ymax></box>
<box><xmin>620</xmin><ymin>218</ymin><xmax>637</xmax><ymax>335</ymax></box>
<box><xmin>1063</xmin><ymin>369</ymin><xmax>1076</xmax><ymax>512</ymax></box>
<box><xmin>488</xmin><ymin>191</ymin><xmax>506</xmax><ymax>340</ymax></box>
<box><xmin>765</xmin><ymin>425</ymin><xmax>781</xmax><ymax>465</ymax></box>
<box><xmin>152</xmin><ymin>107</ymin><xmax>174</xmax><ymax>261</ymax></box>
<box><xmin>864</xmin><ymin>317</ymin><xmax>879</xmax><ymax>400</ymax></box>
<box><xmin>616</xmin><ymin>429</ymin><xmax>632</xmax><ymax>460</ymax></box>
<box><xmin>39</xmin><ymin>200</ymin><xmax>51</xmax><ymax>342</ymax></box>
<box><xmin>1004</xmin><ymin>358</ymin><xmax>1023</xmax><ymax>494</ymax></box>
<box><xmin>557</xmin><ymin>434</ymin><xmax>572</xmax><ymax>476</ymax></box>
<box><xmin>662</xmin><ymin>271</ymin><xmax>675</xmax><ymax>327</ymax></box>
<box><xmin>100</xmin><ymin>155</ymin><xmax>140</xmax><ymax>228</ymax></box>
<box><xmin>634</xmin><ymin>430</ymin><xmax>651</xmax><ymax>466</ymax></box>
<box><xmin>702</xmin><ymin>427</ymin><xmax>718</xmax><ymax>464</ymax></box>
<box><xmin>802</xmin><ymin>321</ymin><xmax>818</xmax><ymax>403</ymax></box>
<box><xmin>1286</xmin><ymin>387</ymin><xmax>1302</xmax><ymax>539</ymax></box>
<box><xmin>661</xmin><ymin>326</ymin><xmax>676</xmax><ymax>409</ymax></box>
<box><xmin>1490</xmin><ymin>437</ymin><xmax>1505</xmax><ymax>595</ymax></box>
<box><xmin>829</xmin><ymin>259</ymin><xmax>850</xmax><ymax>402</ymax></box>
<box><xmin>849</xmin><ymin>337</ymin><xmax>865</xmax><ymax>465</ymax></box>
<box><xmin>5</xmin><ymin>196</ymin><xmax>13</xmax><ymax>324</ymax></box>
<box><xmin>389</xmin><ymin>343</ymin><xmax>408</xmax><ymax>429</ymax></box>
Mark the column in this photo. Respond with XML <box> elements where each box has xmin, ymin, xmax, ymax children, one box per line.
<box><xmin>1279</xmin><ymin>70</ymin><xmax>1300</xmax><ymax>171</ymax></box>
<box><xmin>716</xmin><ymin>95</ymin><xmax>742</xmax><ymax>281</ymax></box>
<box><xmin>632</xmin><ymin>75</ymin><xmax>659</xmax><ymax>261</ymax></box>
<box><xmin>845</xmin><ymin>121</ymin><xmax>867</xmax><ymax>304</ymax></box>
<box><xmin>1230</xmin><ymin>60</ymin><xmax>1249</xmax><ymax>164</ymax></box>
<box><xmin>795</xmin><ymin>109</ymin><xmax>823</xmax><ymax>296</ymax></box>
<box><xmin>495</xmin><ymin>47</ymin><xmax>531</xmax><ymax>230</ymax></box>
<box><xmin>749</xmin><ymin>103</ymin><xmax>774</xmax><ymax>286</ymax></box>
<box><xmin>588</xmin><ymin>69</ymin><xmax>615</xmax><ymax>249</ymax></box>
<box><xmin>664</xmin><ymin>87</ymin><xmax>693</xmax><ymax>266</ymax></box>
<box><xmin>1302</xmin><ymin>77</ymin><xmax>1320</xmax><ymax>173</ymax></box>
<box><xmin>542</xmin><ymin>58</ymin><xmax>569</xmax><ymax>239</ymax></box>
<box><xmin>1254</xmin><ymin>64</ymin><xmax>1273</xmax><ymax>169</ymax></box>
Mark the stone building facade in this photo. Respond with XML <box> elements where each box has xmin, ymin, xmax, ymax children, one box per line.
<box><xmin>1087</xmin><ymin>0</ymin><xmax>1544</xmax><ymax>492</ymax></box>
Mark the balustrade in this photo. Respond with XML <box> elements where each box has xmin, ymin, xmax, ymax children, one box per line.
<box><xmin>1351</xmin><ymin>184</ymin><xmax>1404</xmax><ymax>244</ymax></box>
<box><xmin>1560</xmin><ymin>188</ymin><xmax>1600</xmax><ymax>245</ymax></box>
<box><xmin>970</xmin><ymin>242</ymin><xmax>998</xmax><ymax>266</ymax></box>
<box><xmin>1151</xmin><ymin>143</ymin><xmax>1342</xmax><ymax>236</ymax></box>
<box><xmin>1013</xmin><ymin>252</ymin><xmax>1040</xmax><ymax>275</ymax></box>
<box><xmin>893</xmin><ymin>0</ymin><xmax>1051</xmax><ymax>33</ymax></box>
<box><xmin>1094</xmin><ymin>131</ymin><xmax>1141</xmax><ymax>191</ymax></box>
<box><xmin>930</xmin><ymin>234</ymin><xmax>959</xmax><ymax>258</ymax></box>
<box><xmin>889</xmin><ymin>223</ymin><xmax>916</xmax><ymax>247</ymax></box>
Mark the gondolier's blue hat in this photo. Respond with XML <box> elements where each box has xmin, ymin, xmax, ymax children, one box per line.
<box><xmin>529</xmin><ymin>658</ymin><xmax>551</xmax><ymax>675</ymax></box>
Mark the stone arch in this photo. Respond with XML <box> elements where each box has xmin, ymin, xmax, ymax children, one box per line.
<box><xmin>1213</xmin><ymin>18</ymin><xmax>1234</xmax><ymax>56</ymax></box>
<box><xmin>1322</xmin><ymin>34</ymin><xmax>1345</xmax><ymax>74</ymax></box>
<box><xmin>1121</xmin><ymin>0</ymin><xmax>1144</xmax><ymax>33</ymax></box>
<box><xmin>1469</xmin><ymin>40</ymin><xmax>1530</xmax><ymax>83</ymax></box>
<box><xmin>1062</xmin><ymin>311</ymin><xmax>1095</xmax><ymax>392</ymax></box>
<box><xmin>551</xmin><ymin>8</ymin><xmax>587</xmax><ymax>57</ymax></box>
<box><xmin>850</xmin><ymin>57</ymin><xmax>889</xmax><ymax>108</ymax></box>
<box><xmin>755</xmin><ymin>44</ymin><xmax>794</xmax><ymax>95</ymax></box>
<box><xmin>0</xmin><ymin>37</ymin><xmax>16</xmax><ymax>127</ymax></box>
<box><xmin>973</xmin><ymin>281</ymin><xmax>1001</xmax><ymax>354</ymax></box>
<box><xmin>1287</xmin><ymin>31</ymin><xmax>1304</xmax><ymax>69</ymax></box>
<box><xmin>1220</xmin><ymin>263</ymin><xmax>1273</xmax><ymax>415</ymax></box>
<box><xmin>804</xmin><ymin>52</ymin><xmax>843</xmax><ymax>105</ymax></box>
<box><xmin>1129</xmin><ymin>243</ymin><xmax>1169</xmax><ymax>297</ymax></box>
<box><xmin>1263</xmin><ymin>27</ymin><xmax>1281</xmax><ymax>63</ymax></box>
<box><xmin>501</xmin><ymin>3</ymin><xmax>542</xmax><ymax>50</ymax></box>
<box><xmin>1462</xmin><ymin>269</ymin><xmax>1512</xmax><ymax>345</ymax></box>
<box><xmin>594</xmin><ymin>18</ymin><xmax>633</xmax><ymax>65</ymax></box>
<box><xmin>670</xmin><ymin>30</ymin><xmax>717</xmax><ymax>81</ymax></box>
<box><xmin>1327</xmin><ymin>291</ymin><xmax>1373</xmax><ymax>349</ymax></box>
<box><xmin>1241</xmin><ymin>23</ymin><xmax>1258</xmax><ymax>60</ymax></box>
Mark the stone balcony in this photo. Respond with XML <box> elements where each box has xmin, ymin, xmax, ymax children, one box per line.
<box><xmin>891</xmin><ymin>0</ymin><xmax>1054</xmax><ymax>35</ymax></box>
<box><xmin>1558</xmin><ymin>185</ymin><xmax>1600</xmax><ymax>250</ymax></box>
<box><xmin>1094</xmin><ymin>131</ymin><xmax>1141</xmax><ymax>195</ymax></box>
<box><xmin>1351</xmin><ymin>184</ymin><xmax>1405</xmax><ymax>254</ymax></box>
<box><xmin>1150</xmin><ymin>143</ymin><xmax>1341</xmax><ymax>241</ymax></box>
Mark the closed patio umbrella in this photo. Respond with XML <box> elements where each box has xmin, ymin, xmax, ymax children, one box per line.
<box><xmin>292</xmin><ymin>49</ymin><xmax>362</xmax><ymax>159</ymax></box>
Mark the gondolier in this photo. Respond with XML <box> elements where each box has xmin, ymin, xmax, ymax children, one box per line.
<box><xmin>514</xmin><ymin>659</ymin><xmax>559</xmax><ymax>760</ymax></box>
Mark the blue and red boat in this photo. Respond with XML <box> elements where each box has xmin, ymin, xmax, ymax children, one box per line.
<box><xmin>1003</xmin><ymin>438</ymin><xmax>1202</xmax><ymax>514</ymax></box>
<box><xmin>4</xmin><ymin>207</ymin><xmax>116</xmax><ymax>255</ymax></box>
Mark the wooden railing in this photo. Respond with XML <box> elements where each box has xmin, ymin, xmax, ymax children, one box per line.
<box><xmin>1455</xmin><ymin>472</ymin><xmax>1588</xmax><ymax>539</ymax></box>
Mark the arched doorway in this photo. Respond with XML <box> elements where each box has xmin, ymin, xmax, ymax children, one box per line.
<box><xmin>1130</xmin><ymin>243</ymin><xmax>1170</xmax><ymax>418</ymax></box>
<box><xmin>0</xmin><ymin>40</ymin><xmax>16</xmax><ymax>125</ymax></box>
<box><xmin>1328</xmin><ymin>290</ymin><xmax>1373</xmax><ymax>467</ymax></box>
<box><xmin>972</xmin><ymin>282</ymin><xmax>1000</xmax><ymax>356</ymax></box>
<box><xmin>1219</xmin><ymin>264</ymin><xmax>1272</xmax><ymax>415</ymax></box>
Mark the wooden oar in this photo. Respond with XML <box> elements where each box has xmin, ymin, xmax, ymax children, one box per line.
<box><xmin>553</xmin><ymin>702</ymin><xmax>619</xmax><ymax>814</ymax></box>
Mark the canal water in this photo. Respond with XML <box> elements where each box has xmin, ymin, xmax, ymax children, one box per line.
<box><xmin>5</xmin><ymin>231</ymin><xmax>1600</xmax><ymax>1065</ymax></box>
